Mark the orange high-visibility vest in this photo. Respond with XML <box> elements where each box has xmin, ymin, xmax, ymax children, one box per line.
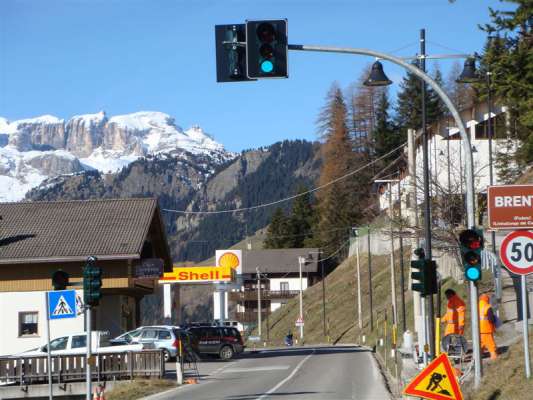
<box><xmin>443</xmin><ymin>295</ymin><xmax>466</xmax><ymax>335</ymax></box>
<box><xmin>479</xmin><ymin>300</ymin><xmax>495</xmax><ymax>334</ymax></box>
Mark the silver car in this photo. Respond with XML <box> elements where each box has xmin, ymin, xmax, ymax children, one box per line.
<box><xmin>129</xmin><ymin>326</ymin><xmax>183</xmax><ymax>362</ymax></box>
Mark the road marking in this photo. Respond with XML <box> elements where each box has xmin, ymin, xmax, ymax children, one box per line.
<box><xmin>223</xmin><ymin>365</ymin><xmax>290</xmax><ymax>373</ymax></box>
<box><xmin>255</xmin><ymin>349</ymin><xmax>315</xmax><ymax>400</ymax></box>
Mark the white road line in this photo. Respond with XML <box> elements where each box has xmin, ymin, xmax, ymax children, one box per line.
<box><xmin>223</xmin><ymin>365</ymin><xmax>290</xmax><ymax>373</ymax></box>
<box><xmin>255</xmin><ymin>349</ymin><xmax>315</xmax><ymax>400</ymax></box>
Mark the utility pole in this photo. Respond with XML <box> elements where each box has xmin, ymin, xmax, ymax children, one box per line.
<box><xmin>367</xmin><ymin>227</ymin><xmax>373</xmax><ymax>331</ymax></box>
<box><xmin>298</xmin><ymin>257</ymin><xmax>305</xmax><ymax>341</ymax></box>
<box><xmin>397</xmin><ymin>176</ymin><xmax>407</xmax><ymax>333</ymax></box>
<box><xmin>321</xmin><ymin>255</ymin><xmax>327</xmax><ymax>337</ymax></box>
<box><xmin>355</xmin><ymin>229</ymin><xmax>363</xmax><ymax>331</ymax></box>
<box><xmin>420</xmin><ymin>28</ymin><xmax>436</xmax><ymax>360</ymax></box>
<box><xmin>256</xmin><ymin>268</ymin><xmax>262</xmax><ymax>338</ymax></box>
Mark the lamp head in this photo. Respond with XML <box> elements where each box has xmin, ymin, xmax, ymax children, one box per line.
<box><xmin>364</xmin><ymin>61</ymin><xmax>392</xmax><ymax>87</ymax></box>
<box><xmin>456</xmin><ymin>58</ymin><xmax>479</xmax><ymax>84</ymax></box>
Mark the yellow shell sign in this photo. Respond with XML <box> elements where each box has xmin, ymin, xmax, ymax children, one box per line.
<box><xmin>159</xmin><ymin>265</ymin><xmax>234</xmax><ymax>283</ymax></box>
<box><xmin>216</xmin><ymin>250</ymin><xmax>242</xmax><ymax>274</ymax></box>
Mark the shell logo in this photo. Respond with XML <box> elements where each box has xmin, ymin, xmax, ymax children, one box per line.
<box><xmin>218</xmin><ymin>252</ymin><xmax>240</xmax><ymax>270</ymax></box>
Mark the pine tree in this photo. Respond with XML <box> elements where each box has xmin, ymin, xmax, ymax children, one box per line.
<box><xmin>481</xmin><ymin>0</ymin><xmax>533</xmax><ymax>164</ymax></box>
<box><xmin>373</xmin><ymin>90</ymin><xmax>402</xmax><ymax>163</ymax></box>
<box><xmin>395</xmin><ymin>62</ymin><xmax>447</xmax><ymax>130</ymax></box>
<box><xmin>264</xmin><ymin>208</ymin><xmax>290</xmax><ymax>249</ymax></box>
<box><xmin>286</xmin><ymin>185</ymin><xmax>315</xmax><ymax>248</ymax></box>
<box><xmin>316</xmin><ymin>84</ymin><xmax>363</xmax><ymax>255</ymax></box>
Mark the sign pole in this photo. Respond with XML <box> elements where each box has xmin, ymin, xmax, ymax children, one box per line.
<box><xmin>521</xmin><ymin>275</ymin><xmax>531</xmax><ymax>379</ymax></box>
<box><xmin>45</xmin><ymin>293</ymin><xmax>52</xmax><ymax>400</ymax></box>
<box><xmin>86</xmin><ymin>305</ymin><xmax>92</xmax><ymax>400</ymax></box>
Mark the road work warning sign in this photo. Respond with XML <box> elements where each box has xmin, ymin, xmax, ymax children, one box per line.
<box><xmin>403</xmin><ymin>353</ymin><xmax>463</xmax><ymax>400</ymax></box>
<box><xmin>488</xmin><ymin>185</ymin><xmax>533</xmax><ymax>230</ymax></box>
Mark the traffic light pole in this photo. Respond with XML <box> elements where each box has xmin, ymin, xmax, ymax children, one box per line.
<box><xmin>86</xmin><ymin>305</ymin><xmax>92</xmax><ymax>400</ymax></box>
<box><xmin>287</xmin><ymin>42</ymin><xmax>480</xmax><ymax>387</ymax></box>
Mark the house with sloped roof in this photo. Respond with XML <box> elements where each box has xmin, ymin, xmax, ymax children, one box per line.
<box><xmin>0</xmin><ymin>198</ymin><xmax>173</xmax><ymax>355</ymax></box>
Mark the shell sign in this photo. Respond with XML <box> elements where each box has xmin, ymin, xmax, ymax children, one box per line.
<box><xmin>216</xmin><ymin>250</ymin><xmax>242</xmax><ymax>275</ymax></box>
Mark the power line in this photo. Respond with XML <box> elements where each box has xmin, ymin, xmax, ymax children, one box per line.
<box><xmin>162</xmin><ymin>141</ymin><xmax>407</xmax><ymax>215</ymax></box>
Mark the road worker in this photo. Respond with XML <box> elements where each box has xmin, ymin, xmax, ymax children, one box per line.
<box><xmin>479</xmin><ymin>293</ymin><xmax>498</xmax><ymax>360</ymax></box>
<box><xmin>442</xmin><ymin>289</ymin><xmax>466</xmax><ymax>336</ymax></box>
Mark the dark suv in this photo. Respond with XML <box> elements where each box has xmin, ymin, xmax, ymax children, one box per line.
<box><xmin>187</xmin><ymin>326</ymin><xmax>244</xmax><ymax>360</ymax></box>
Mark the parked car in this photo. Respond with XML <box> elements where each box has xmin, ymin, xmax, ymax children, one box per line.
<box><xmin>109</xmin><ymin>328</ymin><xmax>142</xmax><ymax>346</ymax></box>
<box><xmin>17</xmin><ymin>331</ymin><xmax>142</xmax><ymax>357</ymax></box>
<box><xmin>187</xmin><ymin>326</ymin><xmax>244</xmax><ymax>360</ymax></box>
<box><xmin>113</xmin><ymin>326</ymin><xmax>195</xmax><ymax>362</ymax></box>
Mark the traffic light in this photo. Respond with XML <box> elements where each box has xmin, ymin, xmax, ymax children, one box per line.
<box><xmin>246</xmin><ymin>19</ymin><xmax>288</xmax><ymax>79</ymax></box>
<box><xmin>215</xmin><ymin>24</ymin><xmax>255</xmax><ymax>83</ymax></box>
<box><xmin>459</xmin><ymin>228</ymin><xmax>484</xmax><ymax>282</ymax></box>
<box><xmin>411</xmin><ymin>248</ymin><xmax>438</xmax><ymax>296</ymax></box>
<box><xmin>83</xmin><ymin>256</ymin><xmax>102</xmax><ymax>307</ymax></box>
<box><xmin>52</xmin><ymin>269</ymin><xmax>69</xmax><ymax>290</ymax></box>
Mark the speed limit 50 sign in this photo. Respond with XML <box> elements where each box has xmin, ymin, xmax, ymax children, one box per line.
<box><xmin>500</xmin><ymin>231</ymin><xmax>533</xmax><ymax>276</ymax></box>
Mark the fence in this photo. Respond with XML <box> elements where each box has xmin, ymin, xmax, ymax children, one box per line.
<box><xmin>0</xmin><ymin>350</ymin><xmax>165</xmax><ymax>386</ymax></box>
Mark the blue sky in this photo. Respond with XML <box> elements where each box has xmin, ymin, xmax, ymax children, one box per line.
<box><xmin>0</xmin><ymin>0</ymin><xmax>511</xmax><ymax>152</ymax></box>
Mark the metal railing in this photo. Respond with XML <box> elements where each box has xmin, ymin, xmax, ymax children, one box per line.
<box><xmin>229</xmin><ymin>290</ymin><xmax>299</xmax><ymax>301</ymax></box>
<box><xmin>0</xmin><ymin>350</ymin><xmax>165</xmax><ymax>386</ymax></box>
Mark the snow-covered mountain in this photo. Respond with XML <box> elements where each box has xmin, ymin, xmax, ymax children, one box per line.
<box><xmin>0</xmin><ymin>111</ymin><xmax>233</xmax><ymax>202</ymax></box>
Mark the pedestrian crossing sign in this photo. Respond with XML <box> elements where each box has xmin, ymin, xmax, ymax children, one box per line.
<box><xmin>403</xmin><ymin>353</ymin><xmax>463</xmax><ymax>400</ymax></box>
<box><xmin>47</xmin><ymin>290</ymin><xmax>77</xmax><ymax>320</ymax></box>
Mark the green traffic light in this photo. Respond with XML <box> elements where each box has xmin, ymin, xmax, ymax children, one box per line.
<box><xmin>261</xmin><ymin>60</ymin><xmax>274</xmax><ymax>73</ymax></box>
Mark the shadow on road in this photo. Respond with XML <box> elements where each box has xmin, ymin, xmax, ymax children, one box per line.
<box><xmin>239</xmin><ymin>345</ymin><xmax>367</xmax><ymax>360</ymax></box>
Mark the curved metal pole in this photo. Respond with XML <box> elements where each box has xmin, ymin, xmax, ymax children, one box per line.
<box><xmin>288</xmin><ymin>44</ymin><xmax>480</xmax><ymax>387</ymax></box>
<box><xmin>288</xmin><ymin>44</ymin><xmax>475</xmax><ymax>226</ymax></box>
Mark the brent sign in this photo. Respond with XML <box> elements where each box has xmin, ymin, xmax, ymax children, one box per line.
<box><xmin>487</xmin><ymin>185</ymin><xmax>533</xmax><ymax>230</ymax></box>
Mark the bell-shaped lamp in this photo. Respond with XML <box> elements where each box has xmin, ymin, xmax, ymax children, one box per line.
<box><xmin>456</xmin><ymin>58</ymin><xmax>479</xmax><ymax>84</ymax></box>
<box><xmin>364</xmin><ymin>61</ymin><xmax>392</xmax><ymax>87</ymax></box>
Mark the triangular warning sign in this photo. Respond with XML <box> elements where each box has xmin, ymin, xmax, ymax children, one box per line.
<box><xmin>52</xmin><ymin>295</ymin><xmax>74</xmax><ymax>316</ymax></box>
<box><xmin>403</xmin><ymin>353</ymin><xmax>463</xmax><ymax>400</ymax></box>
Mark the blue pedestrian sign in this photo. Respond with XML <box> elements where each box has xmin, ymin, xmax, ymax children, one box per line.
<box><xmin>47</xmin><ymin>290</ymin><xmax>77</xmax><ymax>320</ymax></box>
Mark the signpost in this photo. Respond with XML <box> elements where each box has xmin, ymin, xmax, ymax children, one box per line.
<box><xmin>134</xmin><ymin>258</ymin><xmax>164</xmax><ymax>279</ymax></box>
<box><xmin>500</xmin><ymin>230</ymin><xmax>533</xmax><ymax>379</ymax></box>
<box><xmin>403</xmin><ymin>353</ymin><xmax>463</xmax><ymax>400</ymax></box>
<box><xmin>45</xmin><ymin>290</ymin><xmax>77</xmax><ymax>400</ymax></box>
<box><xmin>488</xmin><ymin>185</ymin><xmax>533</xmax><ymax>230</ymax></box>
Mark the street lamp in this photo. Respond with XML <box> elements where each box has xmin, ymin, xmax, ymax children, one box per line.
<box><xmin>364</xmin><ymin>61</ymin><xmax>393</xmax><ymax>86</ymax></box>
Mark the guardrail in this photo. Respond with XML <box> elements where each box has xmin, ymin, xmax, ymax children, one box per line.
<box><xmin>229</xmin><ymin>290</ymin><xmax>299</xmax><ymax>301</ymax></box>
<box><xmin>0</xmin><ymin>350</ymin><xmax>165</xmax><ymax>387</ymax></box>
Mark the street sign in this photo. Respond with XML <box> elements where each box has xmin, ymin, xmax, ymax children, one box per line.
<box><xmin>488</xmin><ymin>185</ymin><xmax>533</xmax><ymax>230</ymax></box>
<box><xmin>295</xmin><ymin>317</ymin><xmax>304</xmax><ymax>327</ymax></box>
<box><xmin>500</xmin><ymin>231</ymin><xmax>533</xmax><ymax>276</ymax></box>
<box><xmin>159</xmin><ymin>265</ymin><xmax>234</xmax><ymax>283</ymax></box>
<box><xmin>134</xmin><ymin>258</ymin><xmax>164</xmax><ymax>278</ymax></box>
<box><xmin>248</xmin><ymin>336</ymin><xmax>261</xmax><ymax>342</ymax></box>
<box><xmin>403</xmin><ymin>353</ymin><xmax>463</xmax><ymax>400</ymax></box>
<box><xmin>47</xmin><ymin>290</ymin><xmax>77</xmax><ymax>320</ymax></box>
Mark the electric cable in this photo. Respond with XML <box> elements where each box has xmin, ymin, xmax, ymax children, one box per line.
<box><xmin>162</xmin><ymin>141</ymin><xmax>407</xmax><ymax>215</ymax></box>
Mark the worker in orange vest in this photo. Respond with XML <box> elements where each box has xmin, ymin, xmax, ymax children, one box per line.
<box><xmin>479</xmin><ymin>293</ymin><xmax>498</xmax><ymax>360</ymax></box>
<box><xmin>442</xmin><ymin>289</ymin><xmax>466</xmax><ymax>336</ymax></box>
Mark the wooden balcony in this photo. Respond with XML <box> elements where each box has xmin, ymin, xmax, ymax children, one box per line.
<box><xmin>233</xmin><ymin>311</ymin><xmax>270</xmax><ymax>323</ymax></box>
<box><xmin>228</xmin><ymin>290</ymin><xmax>299</xmax><ymax>301</ymax></box>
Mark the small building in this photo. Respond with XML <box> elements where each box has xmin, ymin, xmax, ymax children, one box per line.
<box><xmin>227</xmin><ymin>248</ymin><xmax>320</xmax><ymax>328</ymax></box>
<box><xmin>0</xmin><ymin>198</ymin><xmax>173</xmax><ymax>356</ymax></box>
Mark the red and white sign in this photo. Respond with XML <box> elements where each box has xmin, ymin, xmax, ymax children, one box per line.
<box><xmin>488</xmin><ymin>185</ymin><xmax>533</xmax><ymax>230</ymax></box>
<box><xmin>500</xmin><ymin>231</ymin><xmax>533</xmax><ymax>276</ymax></box>
<box><xmin>295</xmin><ymin>317</ymin><xmax>304</xmax><ymax>327</ymax></box>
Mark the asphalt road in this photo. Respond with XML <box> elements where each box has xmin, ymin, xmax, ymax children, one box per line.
<box><xmin>154</xmin><ymin>345</ymin><xmax>391</xmax><ymax>400</ymax></box>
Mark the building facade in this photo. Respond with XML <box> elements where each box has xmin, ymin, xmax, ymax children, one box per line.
<box><xmin>0</xmin><ymin>198</ymin><xmax>173</xmax><ymax>355</ymax></box>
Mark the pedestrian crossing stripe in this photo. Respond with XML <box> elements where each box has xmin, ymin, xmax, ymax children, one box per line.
<box><xmin>52</xmin><ymin>295</ymin><xmax>74</xmax><ymax>316</ymax></box>
<box><xmin>403</xmin><ymin>353</ymin><xmax>463</xmax><ymax>400</ymax></box>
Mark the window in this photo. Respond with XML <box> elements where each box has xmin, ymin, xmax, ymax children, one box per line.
<box><xmin>141</xmin><ymin>329</ymin><xmax>158</xmax><ymax>339</ymax></box>
<box><xmin>280</xmin><ymin>282</ymin><xmax>289</xmax><ymax>292</ymax></box>
<box><xmin>158</xmin><ymin>330</ymin><xmax>171</xmax><ymax>340</ymax></box>
<box><xmin>71</xmin><ymin>335</ymin><xmax>86</xmax><ymax>349</ymax></box>
<box><xmin>49</xmin><ymin>337</ymin><xmax>68</xmax><ymax>351</ymax></box>
<box><xmin>19</xmin><ymin>312</ymin><xmax>38</xmax><ymax>336</ymax></box>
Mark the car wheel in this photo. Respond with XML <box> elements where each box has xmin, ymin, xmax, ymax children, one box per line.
<box><xmin>163</xmin><ymin>349</ymin><xmax>171</xmax><ymax>363</ymax></box>
<box><xmin>219</xmin><ymin>345</ymin><xmax>234</xmax><ymax>360</ymax></box>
